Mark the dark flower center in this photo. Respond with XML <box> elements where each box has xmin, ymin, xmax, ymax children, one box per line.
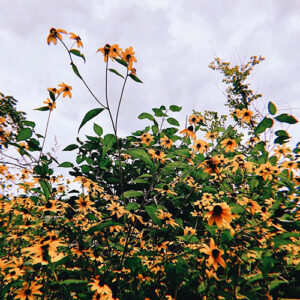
<box><xmin>25</xmin><ymin>289</ymin><xmax>32</xmax><ymax>296</ymax></box>
<box><xmin>10</xmin><ymin>271</ymin><xmax>16</xmax><ymax>276</ymax></box>
<box><xmin>212</xmin><ymin>249</ymin><xmax>220</xmax><ymax>259</ymax></box>
<box><xmin>155</xmin><ymin>150</ymin><xmax>161</xmax><ymax>156</ymax></box>
<box><xmin>126</xmin><ymin>54</ymin><xmax>131</xmax><ymax>60</ymax></box>
<box><xmin>81</xmin><ymin>201</ymin><xmax>87</xmax><ymax>207</ymax></box>
<box><xmin>64</xmin><ymin>87</ymin><xmax>69</xmax><ymax>91</ymax></box>
<box><xmin>226</xmin><ymin>141</ymin><xmax>233</xmax><ymax>145</ymax></box>
<box><xmin>45</xmin><ymin>201</ymin><xmax>52</xmax><ymax>209</ymax></box>
<box><xmin>261</xmin><ymin>207</ymin><xmax>267</xmax><ymax>213</ymax></box>
<box><xmin>244</xmin><ymin>112</ymin><xmax>249</xmax><ymax>116</ymax></box>
<box><xmin>163</xmin><ymin>185</ymin><xmax>169</xmax><ymax>191</ymax></box>
<box><xmin>192</xmin><ymin>117</ymin><xmax>196</xmax><ymax>122</ymax></box>
<box><xmin>188</xmin><ymin>126</ymin><xmax>194</xmax><ymax>131</ymax></box>
<box><xmin>213</xmin><ymin>205</ymin><xmax>222</xmax><ymax>216</ymax></box>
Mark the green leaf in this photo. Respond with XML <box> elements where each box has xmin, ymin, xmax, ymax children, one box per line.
<box><xmin>59</xmin><ymin>279</ymin><xmax>88</xmax><ymax>286</ymax></box>
<box><xmin>71</xmin><ymin>63</ymin><xmax>82</xmax><ymax>79</ymax></box>
<box><xmin>123</xmin><ymin>190</ymin><xmax>144</xmax><ymax>198</ymax></box>
<box><xmin>275</xmin><ymin>130</ymin><xmax>289</xmax><ymax>137</ymax></box>
<box><xmin>78</xmin><ymin>108</ymin><xmax>105</xmax><ymax>133</ymax></box>
<box><xmin>275</xmin><ymin>113</ymin><xmax>298</xmax><ymax>124</ymax></box>
<box><xmin>169</xmin><ymin>105</ymin><xmax>182</xmax><ymax>112</ymax></box>
<box><xmin>145</xmin><ymin>205</ymin><xmax>161</xmax><ymax>225</ymax></box>
<box><xmin>93</xmin><ymin>123</ymin><xmax>103</xmax><ymax>136</ymax></box>
<box><xmin>63</xmin><ymin>144</ymin><xmax>78</xmax><ymax>151</ymax></box>
<box><xmin>126</xmin><ymin>149</ymin><xmax>155</xmax><ymax>168</ymax></box>
<box><xmin>138</xmin><ymin>112</ymin><xmax>154</xmax><ymax>121</ymax></box>
<box><xmin>109</xmin><ymin>68</ymin><xmax>124</xmax><ymax>78</ymax></box>
<box><xmin>115</xmin><ymin>58</ymin><xmax>128</xmax><ymax>67</ymax></box>
<box><xmin>167</xmin><ymin>117</ymin><xmax>180</xmax><ymax>126</ymax></box>
<box><xmin>152</xmin><ymin>125</ymin><xmax>159</xmax><ymax>135</ymax></box>
<box><xmin>40</xmin><ymin>180</ymin><xmax>51</xmax><ymax>200</ymax></box>
<box><xmin>23</xmin><ymin>121</ymin><xmax>35</xmax><ymax>128</ymax></box>
<box><xmin>274</xmin><ymin>136</ymin><xmax>290</xmax><ymax>145</ymax></box>
<box><xmin>34</xmin><ymin>106</ymin><xmax>50</xmax><ymax>111</ymax></box>
<box><xmin>255</xmin><ymin>117</ymin><xmax>274</xmax><ymax>135</ymax></box>
<box><xmin>129</xmin><ymin>73</ymin><xmax>143</xmax><ymax>83</ymax></box>
<box><xmin>268</xmin><ymin>101</ymin><xmax>277</xmax><ymax>115</ymax></box>
<box><xmin>126</xmin><ymin>203</ymin><xmax>140</xmax><ymax>211</ymax></box>
<box><xmin>59</xmin><ymin>162</ymin><xmax>74</xmax><ymax>168</ymax></box>
<box><xmin>70</xmin><ymin>49</ymin><xmax>86</xmax><ymax>63</ymax></box>
<box><xmin>16</xmin><ymin>128</ymin><xmax>32</xmax><ymax>141</ymax></box>
<box><xmin>102</xmin><ymin>134</ymin><xmax>116</xmax><ymax>157</ymax></box>
<box><xmin>152</xmin><ymin>108</ymin><xmax>165</xmax><ymax>117</ymax></box>
<box><xmin>49</xmin><ymin>90</ymin><xmax>55</xmax><ymax>101</ymax></box>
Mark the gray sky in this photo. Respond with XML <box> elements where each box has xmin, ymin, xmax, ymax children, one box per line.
<box><xmin>1</xmin><ymin>0</ymin><xmax>299</xmax><ymax>161</ymax></box>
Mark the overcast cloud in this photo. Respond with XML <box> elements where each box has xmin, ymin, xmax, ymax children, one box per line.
<box><xmin>1</xmin><ymin>0</ymin><xmax>299</xmax><ymax>162</ymax></box>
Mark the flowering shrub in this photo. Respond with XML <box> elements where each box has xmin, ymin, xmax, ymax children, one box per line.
<box><xmin>0</xmin><ymin>28</ymin><xmax>299</xmax><ymax>300</ymax></box>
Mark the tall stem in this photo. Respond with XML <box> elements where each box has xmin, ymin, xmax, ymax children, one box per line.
<box><xmin>38</xmin><ymin>110</ymin><xmax>52</xmax><ymax>163</ymax></box>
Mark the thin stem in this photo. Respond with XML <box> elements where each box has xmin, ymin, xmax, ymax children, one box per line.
<box><xmin>58</xmin><ymin>37</ymin><xmax>107</xmax><ymax>109</ymax></box>
<box><xmin>115</xmin><ymin>68</ymin><xmax>129</xmax><ymax>134</ymax></box>
<box><xmin>38</xmin><ymin>110</ymin><xmax>52</xmax><ymax>163</ymax></box>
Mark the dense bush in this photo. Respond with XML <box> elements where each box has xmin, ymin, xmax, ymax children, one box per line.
<box><xmin>0</xmin><ymin>28</ymin><xmax>299</xmax><ymax>299</ymax></box>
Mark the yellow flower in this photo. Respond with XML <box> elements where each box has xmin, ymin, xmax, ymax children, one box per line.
<box><xmin>192</xmin><ymin>139</ymin><xmax>209</xmax><ymax>153</ymax></box>
<box><xmin>43</xmin><ymin>98</ymin><xmax>56</xmax><ymax>111</ymax></box>
<box><xmin>58</xmin><ymin>82</ymin><xmax>72</xmax><ymax>98</ymax></box>
<box><xmin>201</xmin><ymin>238</ymin><xmax>226</xmax><ymax>270</ymax></box>
<box><xmin>140</xmin><ymin>132</ymin><xmax>153</xmax><ymax>146</ymax></box>
<box><xmin>206</xmin><ymin>202</ymin><xmax>232</xmax><ymax>228</ymax></box>
<box><xmin>148</xmin><ymin>149</ymin><xmax>167</xmax><ymax>163</ymax></box>
<box><xmin>205</xmin><ymin>131</ymin><xmax>218</xmax><ymax>141</ymax></box>
<box><xmin>14</xmin><ymin>281</ymin><xmax>43</xmax><ymax>300</ymax></box>
<box><xmin>184</xmin><ymin>226</ymin><xmax>196</xmax><ymax>235</ymax></box>
<box><xmin>69</xmin><ymin>32</ymin><xmax>83</xmax><ymax>48</ymax></box>
<box><xmin>180</xmin><ymin>126</ymin><xmax>196</xmax><ymax>140</ymax></box>
<box><xmin>47</xmin><ymin>27</ymin><xmax>67</xmax><ymax>45</ymax></box>
<box><xmin>240</xmin><ymin>108</ymin><xmax>253</xmax><ymax>123</ymax></box>
<box><xmin>121</xmin><ymin>46</ymin><xmax>137</xmax><ymax>66</ymax></box>
<box><xmin>220</xmin><ymin>138</ymin><xmax>237</xmax><ymax>152</ymax></box>
<box><xmin>160</xmin><ymin>135</ymin><xmax>173</xmax><ymax>149</ymax></box>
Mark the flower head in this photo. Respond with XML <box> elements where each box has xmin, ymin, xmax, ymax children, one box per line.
<box><xmin>58</xmin><ymin>82</ymin><xmax>72</xmax><ymax>98</ymax></box>
<box><xmin>206</xmin><ymin>202</ymin><xmax>232</xmax><ymax>228</ymax></box>
<box><xmin>47</xmin><ymin>27</ymin><xmax>67</xmax><ymax>45</ymax></box>
<box><xmin>69</xmin><ymin>32</ymin><xmax>83</xmax><ymax>48</ymax></box>
<box><xmin>121</xmin><ymin>46</ymin><xmax>137</xmax><ymax>66</ymax></box>
<box><xmin>201</xmin><ymin>238</ymin><xmax>226</xmax><ymax>270</ymax></box>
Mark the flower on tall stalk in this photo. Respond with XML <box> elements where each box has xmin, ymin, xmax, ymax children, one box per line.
<box><xmin>69</xmin><ymin>32</ymin><xmax>83</xmax><ymax>48</ymax></box>
<box><xmin>180</xmin><ymin>126</ymin><xmax>196</xmax><ymax>140</ymax></box>
<box><xmin>121</xmin><ymin>46</ymin><xmax>137</xmax><ymax>66</ymax></box>
<box><xmin>58</xmin><ymin>82</ymin><xmax>72</xmax><ymax>98</ymax></box>
<box><xmin>47</xmin><ymin>27</ymin><xmax>67</xmax><ymax>45</ymax></box>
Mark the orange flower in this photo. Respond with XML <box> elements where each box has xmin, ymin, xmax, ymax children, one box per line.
<box><xmin>43</xmin><ymin>98</ymin><xmax>56</xmax><ymax>111</ymax></box>
<box><xmin>148</xmin><ymin>149</ymin><xmax>167</xmax><ymax>163</ymax></box>
<box><xmin>121</xmin><ymin>46</ymin><xmax>137</xmax><ymax>66</ymax></box>
<box><xmin>69</xmin><ymin>32</ymin><xmax>83</xmax><ymax>48</ymax></box>
<box><xmin>180</xmin><ymin>126</ymin><xmax>196</xmax><ymax>140</ymax></box>
<box><xmin>205</xmin><ymin>131</ymin><xmax>218</xmax><ymax>141</ymax></box>
<box><xmin>58</xmin><ymin>82</ymin><xmax>72</xmax><ymax>98</ymax></box>
<box><xmin>192</xmin><ymin>139</ymin><xmax>209</xmax><ymax>153</ymax></box>
<box><xmin>199</xmin><ymin>157</ymin><xmax>220</xmax><ymax>174</ymax></box>
<box><xmin>240</xmin><ymin>108</ymin><xmax>253</xmax><ymax>123</ymax></box>
<box><xmin>160</xmin><ymin>135</ymin><xmax>173</xmax><ymax>149</ymax></box>
<box><xmin>201</xmin><ymin>238</ymin><xmax>226</xmax><ymax>270</ymax></box>
<box><xmin>188</xmin><ymin>114</ymin><xmax>201</xmax><ymax>125</ymax></box>
<box><xmin>47</xmin><ymin>27</ymin><xmax>67</xmax><ymax>45</ymax></box>
<box><xmin>140</xmin><ymin>132</ymin><xmax>153</xmax><ymax>146</ymax></box>
<box><xmin>14</xmin><ymin>281</ymin><xmax>43</xmax><ymax>300</ymax></box>
<box><xmin>206</xmin><ymin>202</ymin><xmax>232</xmax><ymax>228</ymax></box>
<box><xmin>220</xmin><ymin>138</ymin><xmax>237</xmax><ymax>152</ymax></box>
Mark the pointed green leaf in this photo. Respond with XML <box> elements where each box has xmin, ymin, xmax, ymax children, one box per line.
<box><xmin>63</xmin><ymin>144</ymin><xmax>78</xmax><ymax>151</ymax></box>
<box><xmin>59</xmin><ymin>162</ymin><xmax>74</xmax><ymax>168</ymax></box>
<box><xmin>126</xmin><ymin>148</ymin><xmax>154</xmax><ymax>168</ymax></box>
<box><xmin>49</xmin><ymin>91</ymin><xmax>56</xmax><ymax>101</ymax></box>
<box><xmin>129</xmin><ymin>73</ymin><xmax>143</xmax><ymax>83</ymax></box>
<box><xmin>115</xmin><ymin>58</ymin><xmax>128</xmax><ymax>67</ymax></box>
<box><xmin>123</xmin><ymin>190</ymin><xmax>144</xmax><ymax>198</ymax></box>
<box><xmin>109</xmin><ymin>68</ymin><xmax>124</xmax><ymax>78</ymax></box>
<box><xmin>138</xmin><ymin>112</ymin><xmax>154</xmax><ymax>121</ymax></box>
<box><xmin>16</xmin><ymin>128</ymin><xmax>32</xmax><ymax>141</ymax></box>
<box><xmin>167</xmin><ymin>117</ymin><xmax>180</xmax><ymax>126</ymax></box>
<box><xmin>70</xmin><ymin>49</ymin><xmax>86</xmax><ymax>63</ymax></box>
<box><xmin>255</xmin><ymin>117</ymin><xmax>274</xmax><ymax>135</ymax></box>
<box><xmin>102</xmin><ymin>134</ymin><xmax>116</xmax><ymax>157</ymax></box>
<box><xmin>78</xmin><ymin>108</ymin><xmax>104</xmax><ymax>133</ymax></box>
<box><xmin>275</xmin><ymin>113</ymin><xmax>298</xmax><ymax>124</ymax></box>
<box><xmin>93</xmin><ymin>123</ymin><xmax>103</xmax><ymax>136</ymax></box>
<box><xmin>169</xmin><ymin>105</ymin><xmax>182</xmax><ymax>112</ymax></box>
<box><xmin>268</xmin><ymin>101</ymin><xmax>277</xmax><ymax>115</ymax></box>
<box><xmin>34</xmin><ymin>106</ymin><xmax>50</xmax><ymax>111</ymax></box>
<box><xmin>71</xmin><ymin>63</ymin><xmax>82</xmax><ymax>79</ymax></box>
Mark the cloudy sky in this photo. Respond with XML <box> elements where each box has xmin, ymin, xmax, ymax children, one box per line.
<box><xmin>1</xmin><ymin>0</ymin><xmax>299</xmax><ymax>161</ymax></box>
